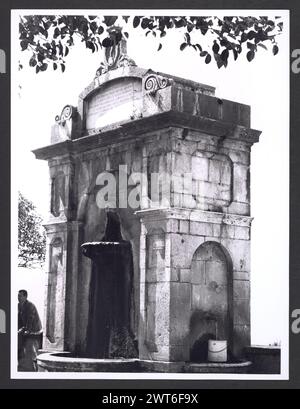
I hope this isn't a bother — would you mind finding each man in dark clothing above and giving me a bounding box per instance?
[18,290,42,371]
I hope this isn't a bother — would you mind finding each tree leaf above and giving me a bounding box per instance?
[133,16,140,28]
[104,16,118,27]
[53,62,57,70]
[247,30,256,40]
[157,43,162,51]
[212,42,220,54]
[61,63,65,73]
[273,44,279,55]
[221,49,229,62]
[54,27,60,39]
[258,43,268,51]
[29,56,37,67]
[20,39,29,51]
[247,41,256,50]
[40,62,48,71]
[102,37,113,48]
[247,50,255,62]
[180,42,188,51]
[184,32,191,44]
[90,21,98,33]
[205,54,212,64]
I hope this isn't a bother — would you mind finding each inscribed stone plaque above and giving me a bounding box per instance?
[85,78,142,130]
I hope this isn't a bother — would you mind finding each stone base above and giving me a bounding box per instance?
[244,346,281,374]
[37,353,139,372]
[37,352,252,374]
[184,361,252,374]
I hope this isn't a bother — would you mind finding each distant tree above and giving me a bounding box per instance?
[18,192,46,267]
[18,15,284,72]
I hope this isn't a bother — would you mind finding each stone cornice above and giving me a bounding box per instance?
[33,111,261,161]
[135,208,253,227]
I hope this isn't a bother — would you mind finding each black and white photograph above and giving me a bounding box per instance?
[11,9,289,380]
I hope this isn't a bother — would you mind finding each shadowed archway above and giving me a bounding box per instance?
[82,212,137,359]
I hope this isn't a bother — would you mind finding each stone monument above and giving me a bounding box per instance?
[34,37,261,372]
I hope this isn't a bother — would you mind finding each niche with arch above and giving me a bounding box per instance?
[189,241,233,362]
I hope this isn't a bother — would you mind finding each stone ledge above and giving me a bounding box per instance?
[37,352,252,374]
[244,346,281,374]
[136,208,252,228]
[33,111,261,161]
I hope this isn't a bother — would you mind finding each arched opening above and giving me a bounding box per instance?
[189,241,233,362]
[81,212,137,359]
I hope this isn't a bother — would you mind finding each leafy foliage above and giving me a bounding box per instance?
[18,192,46,267]
[19,15,284,72]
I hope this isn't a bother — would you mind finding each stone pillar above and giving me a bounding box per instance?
[136,210,172,361]
[42,155,82,352]
[43,221,83,352]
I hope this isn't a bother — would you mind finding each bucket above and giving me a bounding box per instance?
[208,340,228,363]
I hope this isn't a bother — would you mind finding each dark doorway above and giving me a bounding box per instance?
[82,212,137,359]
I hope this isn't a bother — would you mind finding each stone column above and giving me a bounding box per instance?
[136,209,172,361]
[42,155,82,352]
[43,221,83,352]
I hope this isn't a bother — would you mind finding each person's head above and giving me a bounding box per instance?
[18,290,28,304]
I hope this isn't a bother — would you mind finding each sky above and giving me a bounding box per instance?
[11,10,289,352]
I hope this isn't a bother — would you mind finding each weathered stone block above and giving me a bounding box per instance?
[221,238,250,272]
[233,270,250,281]
[190,221,213,236]
[234,226,250,240]
[169,345,190,362]
[170,282,191,344]
[233,299,250,325]
[206,261,228,285]
[192,155,209,181]
[228,201,250,216]
[180,268,191,283]
[233,279,250,300]
[174,152,192,174]
[233,164,249,203]
[233,324,251,358]
[166,219,179,233]
[220,224,236,239]
[170,267,180,282]
[171,234,204,268]
[208,161,221,183]
[179,220,189,234]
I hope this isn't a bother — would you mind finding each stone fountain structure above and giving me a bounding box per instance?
[34,38,260,372]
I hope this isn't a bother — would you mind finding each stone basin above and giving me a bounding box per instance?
[37,352,252,373]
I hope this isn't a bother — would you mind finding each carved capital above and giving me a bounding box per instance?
[144,74,171,95]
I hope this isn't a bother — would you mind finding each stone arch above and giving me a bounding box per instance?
[189,241,233,362]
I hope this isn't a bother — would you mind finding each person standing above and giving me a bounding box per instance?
[18,290,42,371]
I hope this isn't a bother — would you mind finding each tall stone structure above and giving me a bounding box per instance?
[34,40,261,365]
